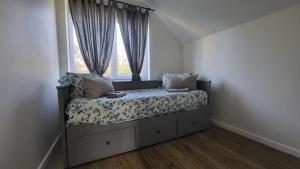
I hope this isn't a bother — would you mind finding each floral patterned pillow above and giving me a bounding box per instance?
[58,72,100,98]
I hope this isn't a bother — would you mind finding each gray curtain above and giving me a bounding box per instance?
[69,0,115,76]
[116,5,149,81]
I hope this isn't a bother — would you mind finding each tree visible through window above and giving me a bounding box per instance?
[69,20,149,80]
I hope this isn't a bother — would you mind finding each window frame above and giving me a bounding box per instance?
[66,9,150,81]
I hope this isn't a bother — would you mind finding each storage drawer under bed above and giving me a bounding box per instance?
[65,108,209,167]
[177,107,209,136]
[135,116,177,147]
[67,126,136,167]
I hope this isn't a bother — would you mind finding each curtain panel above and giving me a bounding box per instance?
[69,0,115,76]
[116,5,149,81]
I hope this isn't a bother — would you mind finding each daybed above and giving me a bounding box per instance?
[57,80,211,168]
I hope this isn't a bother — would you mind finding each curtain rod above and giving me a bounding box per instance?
[116,0,155,11]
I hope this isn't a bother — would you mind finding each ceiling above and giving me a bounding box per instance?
[143,0,300,43]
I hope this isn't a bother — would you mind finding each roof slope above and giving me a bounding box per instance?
[146,0,300,43]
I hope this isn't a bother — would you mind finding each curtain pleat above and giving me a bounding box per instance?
[69,0,115,76]
[116,5,149,81]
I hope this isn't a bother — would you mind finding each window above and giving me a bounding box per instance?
[68,15,149,80]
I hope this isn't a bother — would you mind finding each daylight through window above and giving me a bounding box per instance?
[68,18,149,80]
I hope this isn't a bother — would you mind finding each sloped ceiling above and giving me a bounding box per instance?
[145,0,300,43]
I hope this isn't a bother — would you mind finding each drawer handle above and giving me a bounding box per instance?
[106,141,110,145]
[193,121,197,125]
[156,130,161,134]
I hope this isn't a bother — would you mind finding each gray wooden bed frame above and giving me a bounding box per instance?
[57,80,211,168]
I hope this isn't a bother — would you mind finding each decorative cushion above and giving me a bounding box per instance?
[106,91,127,98]
[83,77,114,99]
[167,88,190,92]
[58,72,100,98]
[161,73,192,88]
[165,74,198,90]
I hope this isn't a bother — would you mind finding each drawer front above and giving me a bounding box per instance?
[69,127,135,166]
[178,108,209,136]
[136,117,177,147]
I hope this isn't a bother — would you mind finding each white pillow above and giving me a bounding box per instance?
[164,74,198,90]
[161,73,192,88]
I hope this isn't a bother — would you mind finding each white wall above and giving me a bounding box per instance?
[149,13,182,80]
[0,0,60,169]
[183,4,300,157]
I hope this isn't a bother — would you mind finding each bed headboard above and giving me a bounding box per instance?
[112,80,211,92]
[56,80,211,124]
[113,80,162,91]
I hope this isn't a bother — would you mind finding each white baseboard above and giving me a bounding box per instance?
[37,133,61,169]
[211,119,300,158]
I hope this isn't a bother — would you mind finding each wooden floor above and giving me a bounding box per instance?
[48,126,300,169]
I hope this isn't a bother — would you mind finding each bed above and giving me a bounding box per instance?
[57,80,211,168]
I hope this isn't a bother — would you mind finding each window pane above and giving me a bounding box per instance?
[116,23,131,77]
[73,29,89,73]
[103,64,112,76]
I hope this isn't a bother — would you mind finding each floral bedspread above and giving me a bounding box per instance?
[66,89,208,125]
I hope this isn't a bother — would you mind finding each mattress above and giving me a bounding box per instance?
[66,89,208,125]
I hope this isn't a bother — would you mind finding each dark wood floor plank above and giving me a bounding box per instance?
[207,127,300,169]
[183,134,265,169]
[169,138,227,169]
[64,126,300,169]
[158,140,215,169]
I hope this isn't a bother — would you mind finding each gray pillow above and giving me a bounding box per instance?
[161,73,192,88]
[165,74,198,90]
[83,77,114,99]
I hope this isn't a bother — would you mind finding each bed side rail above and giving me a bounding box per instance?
[197,80,211,92]
[56,85,71,168]
[197,80,211,104]
[57,85,71,123]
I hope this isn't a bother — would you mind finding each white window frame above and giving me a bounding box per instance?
[66,8,150,81]
[67,7,78,73]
